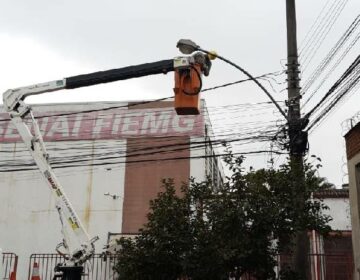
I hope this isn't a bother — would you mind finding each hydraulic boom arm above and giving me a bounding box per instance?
[3,53,211,276]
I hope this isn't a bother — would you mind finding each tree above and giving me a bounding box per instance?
[114,153,332,280]
[114,179,195,280]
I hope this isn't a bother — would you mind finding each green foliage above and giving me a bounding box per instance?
[114,154,332,280]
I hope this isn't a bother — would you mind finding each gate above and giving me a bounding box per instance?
[28,254,118,280]
[1,253,18,280]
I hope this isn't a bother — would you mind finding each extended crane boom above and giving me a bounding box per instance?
[4,59,177,112]
[3,52,211,279]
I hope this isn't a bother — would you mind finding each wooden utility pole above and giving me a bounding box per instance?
[286,0,309,278]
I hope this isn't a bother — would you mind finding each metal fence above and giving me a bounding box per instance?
[320,254,353,280]
[1,253,18,280]
[277,253,353,280]
[28,254,118,280]
[26,252,354,280]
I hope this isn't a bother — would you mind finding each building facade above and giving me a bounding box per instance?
[345,118,360,280]
[276,188,353,280]
[0,100,223,278]
[310,189,353,280]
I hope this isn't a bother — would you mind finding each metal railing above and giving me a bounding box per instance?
[1,253,18,280]
[27,252,354,280]
[28,254,118,280]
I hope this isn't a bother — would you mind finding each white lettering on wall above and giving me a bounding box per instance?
[93,115,113,136]
[122,113,141,135]
[172,115,195,132]
[72,114,83,137]
[47,116,70,137]
[112,115,122,134]
[141,112,170,134]
[0,107,204,142]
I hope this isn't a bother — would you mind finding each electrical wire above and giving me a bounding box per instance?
[0,149,286,173]
[300,0,349,73]
[302,31,360,110]
[299,0,333,52]
[0,72,282,123]
[301,14,360,99]
[305,54,360,119]
[307,69,360,132]
[197,48,287,120]
[0,64,287,179]
[0,127,278,165]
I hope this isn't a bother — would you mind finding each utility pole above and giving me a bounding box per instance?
[286,0,309,278]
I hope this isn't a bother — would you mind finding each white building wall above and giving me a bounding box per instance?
[190,136,206,181]
[323,197,352,231]
[0,139,126,278]
[0,101,212,278]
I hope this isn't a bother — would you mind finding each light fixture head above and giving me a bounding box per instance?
[176,39,199,54]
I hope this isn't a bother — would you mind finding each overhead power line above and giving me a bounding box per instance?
[306,55,360,131]
[0,149,285,173]
[305,54,360,119]
[299,0,333,52]
[302,14,360,97]
[307,70,360,132]
[0,72,281,123]
[300,0,349,73]
[302,30,360,109]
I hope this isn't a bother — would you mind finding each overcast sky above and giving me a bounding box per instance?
[0,0,359,187]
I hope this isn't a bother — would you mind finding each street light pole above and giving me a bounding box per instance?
[177,27,310,275]
[286,0,309,278]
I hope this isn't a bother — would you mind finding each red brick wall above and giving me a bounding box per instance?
[323,235,354,280]
[122,101,191,233]
[345,123,360,160]
[122,136,190,233]
[324,234,353,253]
